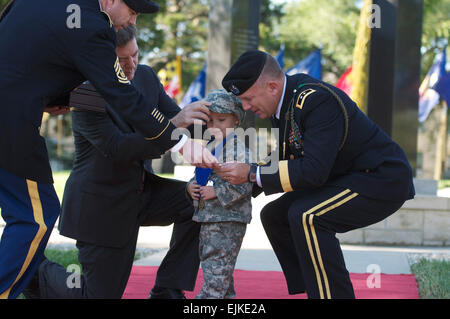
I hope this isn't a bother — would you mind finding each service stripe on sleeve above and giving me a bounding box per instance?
[278,160,293,192]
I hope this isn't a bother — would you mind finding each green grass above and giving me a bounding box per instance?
[16,248,146,298]
[438,179,450,189]
[410,258,450,299]
[44,248,149,271]
[51,170,174,202]
[45,248,80,269]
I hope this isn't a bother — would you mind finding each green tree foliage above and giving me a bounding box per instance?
[274,0,360,82]
[0,0,8,9]
[143,0,283,95]
[1,0,447,84]
[274,0,449,81]
[140,0,210,95]
[259,0,285,53]
[421,0,450,78]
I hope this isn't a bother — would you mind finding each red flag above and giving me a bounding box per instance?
[157,56,182,99]
[336,66,353,96]
[164,74,180,98]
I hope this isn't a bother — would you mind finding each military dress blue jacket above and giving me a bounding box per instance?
[0,0,178,183]
[59,65,181,248]
[260,74,415,202]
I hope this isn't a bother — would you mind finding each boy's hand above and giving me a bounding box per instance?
[199,186,217,201]
[187,181,201,200]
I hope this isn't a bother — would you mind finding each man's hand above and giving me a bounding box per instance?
[214,162,250,185]
[171,100,211,128]
[44,106,70,116]
[179,138,218,168]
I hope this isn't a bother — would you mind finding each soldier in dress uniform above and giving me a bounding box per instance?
[186,90,253,299]
[0,0,215,299]
[23,26,207,300]
[216,50,415,299]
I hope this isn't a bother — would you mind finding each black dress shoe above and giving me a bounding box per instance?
[22,256,49,299]
[148,286,186,299]
[22,270,41,299]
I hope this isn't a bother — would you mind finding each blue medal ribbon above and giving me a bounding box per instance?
[194,134,233,186]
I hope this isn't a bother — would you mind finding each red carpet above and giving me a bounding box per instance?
[122,266,420,299]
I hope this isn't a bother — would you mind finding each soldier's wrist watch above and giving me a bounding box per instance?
[247,164,258,183]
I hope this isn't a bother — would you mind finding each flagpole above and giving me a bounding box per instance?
[350,0,373,114]
[176,55,182,94]
[443,100,449,178]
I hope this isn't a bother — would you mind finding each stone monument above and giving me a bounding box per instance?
[367,0,423,175]
[338,0,450,246]
[206,0,261,129]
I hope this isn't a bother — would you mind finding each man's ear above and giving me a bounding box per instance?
[266,80,279,96]
[104,0,115,9]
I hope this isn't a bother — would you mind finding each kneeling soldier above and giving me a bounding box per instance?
[216,50,415,299]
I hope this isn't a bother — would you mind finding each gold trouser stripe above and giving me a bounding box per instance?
[301,189,359,299]
[278,160,293,192]
[309,214,331,299]
[145,121,171,141]
[315,192,359,216]
[0,180,47,299]
[304,189,351,215]
[302,213,324,298]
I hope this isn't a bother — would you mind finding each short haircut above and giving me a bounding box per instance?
[260,54,283,81]
[116,25,137,48]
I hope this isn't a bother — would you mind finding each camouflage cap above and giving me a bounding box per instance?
[206,89,245,123]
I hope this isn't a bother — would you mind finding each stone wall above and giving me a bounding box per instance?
[171,167,449,247]
[337,195,450,246]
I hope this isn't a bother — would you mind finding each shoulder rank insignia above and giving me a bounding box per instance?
[114,57,130,84]
[295,88,316,110]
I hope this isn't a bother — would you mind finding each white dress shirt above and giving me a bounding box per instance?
[256,75,287,187]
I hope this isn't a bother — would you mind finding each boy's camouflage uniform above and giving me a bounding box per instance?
[190,90,253,299]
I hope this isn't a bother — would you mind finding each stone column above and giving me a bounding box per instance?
[367,0,423,174]
[417,103,447,180]
[367,0,397,137]
[391,0,423,174]
[206,0,261,129]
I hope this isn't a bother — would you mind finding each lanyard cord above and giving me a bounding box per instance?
[284,82,349,154]
[0,0,15,22]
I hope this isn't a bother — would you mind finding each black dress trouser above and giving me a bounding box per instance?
[38,178,200,299]
[260,185,405,299]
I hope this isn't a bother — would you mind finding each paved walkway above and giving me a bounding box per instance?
[36,192,450,275]
[133,239,450,274]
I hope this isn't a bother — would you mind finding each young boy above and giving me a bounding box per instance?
[186,89,253,299]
